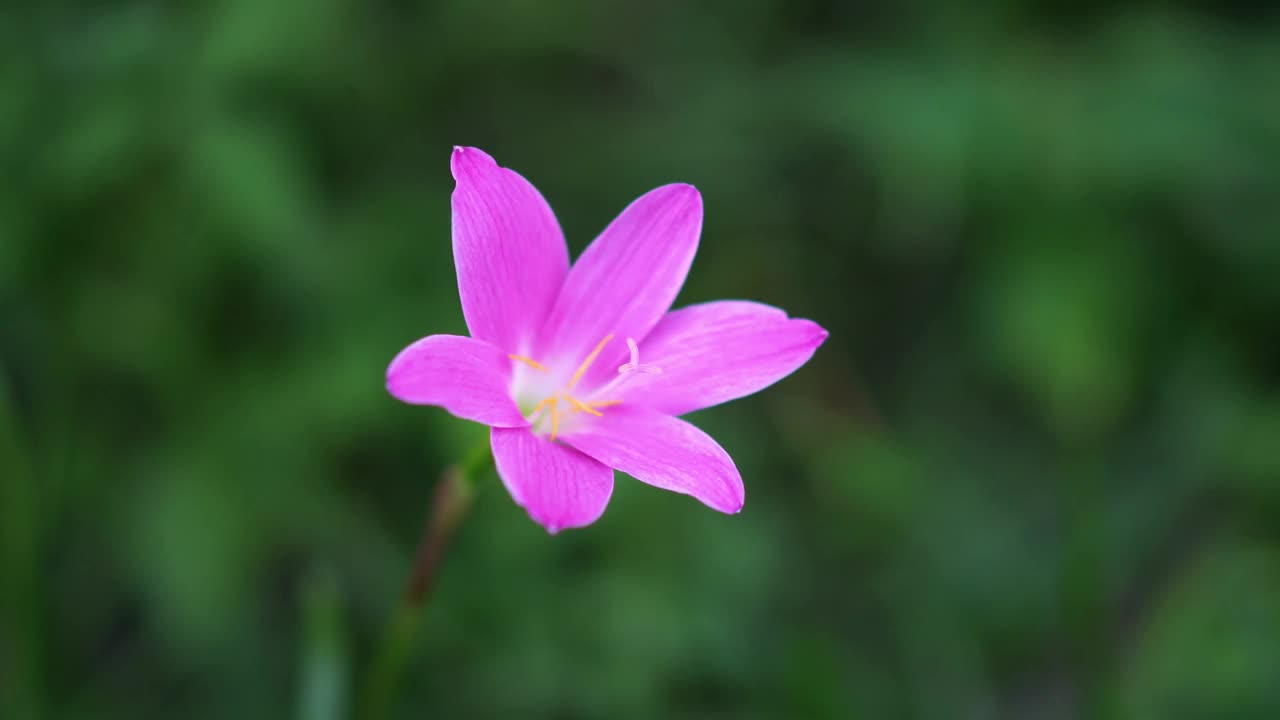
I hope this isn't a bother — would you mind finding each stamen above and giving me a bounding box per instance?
[509,354,549,372]
[527,397,551,422]
[516,336,633,438]
[566,334,614,390]
[561,393,603,417]
[549,397,561,440]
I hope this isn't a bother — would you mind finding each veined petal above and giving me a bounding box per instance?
[536,184,701,371]
[491,427,614,533]
[562,406,743,514]
[451,146,569,353]
[386,334,527,427]
[619,301,828,416]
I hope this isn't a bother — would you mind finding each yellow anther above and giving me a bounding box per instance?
[566,335,614,390]
[509,354,549,372]
[561,393,603,417]
[588,400,622,410]
[549,397,561,441]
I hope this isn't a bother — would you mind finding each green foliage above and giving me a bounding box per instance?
[2,1,1278,718]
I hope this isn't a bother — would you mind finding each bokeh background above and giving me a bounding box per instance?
[3,1,1279,718]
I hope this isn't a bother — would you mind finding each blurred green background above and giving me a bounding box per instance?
[3,1,1279,718]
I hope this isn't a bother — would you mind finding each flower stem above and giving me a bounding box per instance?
[358,445,489,720]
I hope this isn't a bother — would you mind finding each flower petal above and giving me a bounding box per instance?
[451,146,569,354]
[618,301,828,416]
[386,334,527,427]
[535,184,701,373]
[562,405,743,514]
[491,427,614,533]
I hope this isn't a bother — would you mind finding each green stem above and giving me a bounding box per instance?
[357,446,489,720]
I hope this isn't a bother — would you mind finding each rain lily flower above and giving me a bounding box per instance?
[386,147,827,532]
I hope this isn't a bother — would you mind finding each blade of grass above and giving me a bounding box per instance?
[297,568,348,720]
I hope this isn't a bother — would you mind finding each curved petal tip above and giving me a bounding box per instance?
[450,145,497,180]
[805,321,830,346]
[658,182,702,211]
[716,487,746,515]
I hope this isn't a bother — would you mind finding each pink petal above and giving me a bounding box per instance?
[535,184,701,373]
[491,427,614,533]
[386,334,527,427]
[451,146,569,354]
[561,405,744,514]
[619,301,828,416]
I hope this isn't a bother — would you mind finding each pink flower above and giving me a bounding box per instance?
[386,147,828,533]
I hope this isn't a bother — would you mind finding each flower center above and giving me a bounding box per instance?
[508,335,658,440]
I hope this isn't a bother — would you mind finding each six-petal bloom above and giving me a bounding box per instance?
[386,147,827,532]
